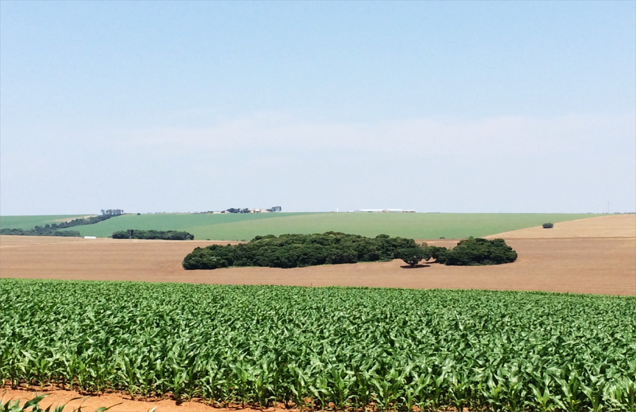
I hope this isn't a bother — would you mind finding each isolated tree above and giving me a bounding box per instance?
[398,247,431,267]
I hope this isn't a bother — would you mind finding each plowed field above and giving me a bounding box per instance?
[1,214,634,295]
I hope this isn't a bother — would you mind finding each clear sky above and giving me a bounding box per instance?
[1,1,634,215]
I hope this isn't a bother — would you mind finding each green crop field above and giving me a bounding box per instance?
[48,212,598,240]
[0,214,93,230]
[60,212,307,239]
[2,279,634,411]
[0,212,602,240]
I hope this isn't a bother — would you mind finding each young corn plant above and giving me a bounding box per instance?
[0,393,125,412]
[555,369,586,412]
[581,376,605,412]
[371,369,403,411]
[529,375,556,412]
[447,370,472,412]
[607,377,636,412]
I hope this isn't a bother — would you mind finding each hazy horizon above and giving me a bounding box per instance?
[2,2,634,215]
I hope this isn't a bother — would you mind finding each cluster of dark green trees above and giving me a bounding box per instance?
[225,206,281,213]
[399,238,517,267]
[183,232,417,269]
[113,230,194,240]
[183,233,518,270]
[0,212,124,237]
[42,213,119,231]
[100,209,124,216]
[225,208,251,214]
[0,228,80,237]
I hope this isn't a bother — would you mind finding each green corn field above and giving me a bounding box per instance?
[1,279,634,411]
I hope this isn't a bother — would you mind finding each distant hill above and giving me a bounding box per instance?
[0,215,94,230]
[0,212,602,241]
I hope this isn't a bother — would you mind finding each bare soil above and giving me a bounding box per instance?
[1,215,634,295]
[1,387,275,412]
[484,214,636,239]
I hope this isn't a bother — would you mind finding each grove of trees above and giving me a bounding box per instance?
[113,230,194,240]
[101,209,124,216]
[183,232,417,269]
[0,228,80,237]
[225,206,281,213]
[433,237,517,266]
[184,233,517,270]
[226,208,250,214]
[399,238,517,266]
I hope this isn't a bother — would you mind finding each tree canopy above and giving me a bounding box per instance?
[113,230,194,240]
[434,237,517,266]
[183,232,417,270]
[183,233,517,270]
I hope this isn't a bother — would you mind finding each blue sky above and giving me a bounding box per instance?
[1,1,634,214]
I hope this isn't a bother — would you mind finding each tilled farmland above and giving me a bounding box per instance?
[2,279,635,411]
[1,234,634,296]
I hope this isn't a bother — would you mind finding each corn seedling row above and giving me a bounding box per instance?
[1,279,634,411]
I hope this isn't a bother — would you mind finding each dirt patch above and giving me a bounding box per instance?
[1,215,634,295]
[1,387,278,412]
[485,214,635,239]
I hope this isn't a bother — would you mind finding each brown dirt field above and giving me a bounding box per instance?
[1,215,634,295]
[485,214,636,239]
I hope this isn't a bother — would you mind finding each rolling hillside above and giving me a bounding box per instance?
[20,212,605,240]
[0,215,93,230]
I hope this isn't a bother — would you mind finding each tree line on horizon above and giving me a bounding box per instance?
[0,209,124,237]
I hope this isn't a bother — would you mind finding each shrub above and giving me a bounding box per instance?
[543,223,554,229]
[443,237,517,266]
[183,232,418,270]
